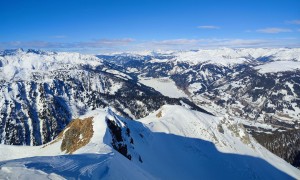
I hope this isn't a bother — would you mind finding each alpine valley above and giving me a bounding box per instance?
[0,48,300,179]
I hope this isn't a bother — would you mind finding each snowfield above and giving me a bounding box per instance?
[1,106,299,179]
[139,77,188,98]
[255,61,300,73]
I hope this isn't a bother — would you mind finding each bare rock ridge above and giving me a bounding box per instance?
[59,117,94,154]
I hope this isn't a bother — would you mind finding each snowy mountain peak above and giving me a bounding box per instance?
[0,48,24,56]
[26,49,55,55]
[0,49,102,81]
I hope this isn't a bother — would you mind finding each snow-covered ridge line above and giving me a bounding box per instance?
[1,106,300,179]
[99,48,300,70]
[172,48,300,66]
[0,48,102,81]
[105,47,300,60]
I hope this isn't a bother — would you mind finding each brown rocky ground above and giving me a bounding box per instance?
[55,117,94,154]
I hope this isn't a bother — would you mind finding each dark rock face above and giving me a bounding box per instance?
[105,108,142,161]
[106,116,132,160]
[252,130,300,168]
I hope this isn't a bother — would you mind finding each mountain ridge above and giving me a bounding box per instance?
[1,105,299,179]
[0,49,209,145]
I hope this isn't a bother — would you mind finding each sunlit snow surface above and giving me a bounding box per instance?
[255,61,300,73]
[0,109,152,180]
[139,77,188,98]
[1,106,300,179]
[0,50,101,81]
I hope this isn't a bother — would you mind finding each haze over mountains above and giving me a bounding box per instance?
[0,48,299,179]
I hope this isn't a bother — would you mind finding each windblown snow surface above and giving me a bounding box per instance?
[0,105,299,179]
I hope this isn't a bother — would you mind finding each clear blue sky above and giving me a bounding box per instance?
[1,0,300,52]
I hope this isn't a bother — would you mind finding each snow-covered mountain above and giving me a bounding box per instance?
[1,48,300,179]
[1,106,299,179]
[0,49,206,146]
[100,48,300,127]
[99,47,300,168]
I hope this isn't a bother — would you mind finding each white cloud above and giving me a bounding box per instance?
[257,28,292,34]
[197,25,220,29]
[152,39,199,45]
[210,39,269,47]
[0,38,135,49]
[0,41,64,48]
[1,38,299,53]
[287,20,300,25]
[51,35,67,39]
[137,38,300,51]
[78,38,135,47]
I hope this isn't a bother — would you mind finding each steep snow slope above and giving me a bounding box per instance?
[1,106,299,179]
[136,106,300,179]
[0,109,153,179]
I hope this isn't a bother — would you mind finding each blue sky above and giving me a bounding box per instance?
[1,0,300,53]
